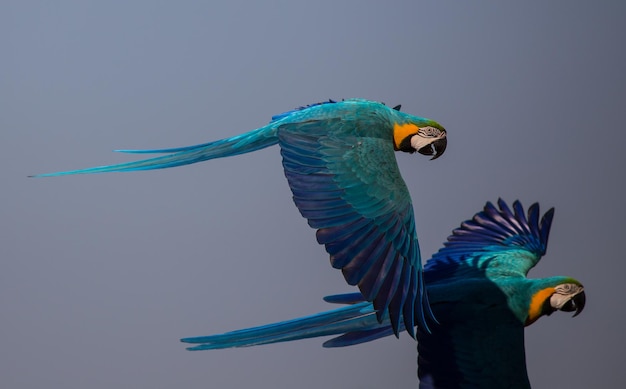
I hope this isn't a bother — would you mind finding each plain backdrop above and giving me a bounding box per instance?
[2,1,625,388]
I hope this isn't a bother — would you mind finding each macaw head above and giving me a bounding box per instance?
[392,118,447,159]
[525,278,586,326]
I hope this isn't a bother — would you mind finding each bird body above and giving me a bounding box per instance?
[182,200,585,388]
[33,98,447,336]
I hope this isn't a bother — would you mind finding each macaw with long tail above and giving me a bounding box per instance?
[181,199,585,388]
[32,99,448,335]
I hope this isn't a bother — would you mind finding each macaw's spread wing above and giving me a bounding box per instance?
[425,199,554,281]
[278,118,431,336]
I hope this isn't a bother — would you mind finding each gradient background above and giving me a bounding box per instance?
[3,2,625,388]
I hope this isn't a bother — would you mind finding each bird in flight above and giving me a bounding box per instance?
[181,199,585,388]
[32,98,448,336]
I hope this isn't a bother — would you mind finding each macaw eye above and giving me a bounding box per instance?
[418,126,442,138]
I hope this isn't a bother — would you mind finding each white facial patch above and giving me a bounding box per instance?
[410,126,445,150]
[550,284,584,309]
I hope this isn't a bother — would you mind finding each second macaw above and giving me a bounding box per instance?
[32,99,448,335]
[181,199,585,388]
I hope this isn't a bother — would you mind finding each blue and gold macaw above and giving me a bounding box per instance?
[181,200,585,388]
[33,99,448,335]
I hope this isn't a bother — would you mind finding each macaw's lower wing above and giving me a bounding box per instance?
[180,297,399,350]
[277,119,432,336]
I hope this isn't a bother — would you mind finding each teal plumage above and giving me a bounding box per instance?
[416,200,584,388]
[183,200,585,388]
[32,98,448,336]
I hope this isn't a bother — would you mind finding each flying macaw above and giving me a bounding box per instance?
[32,98,448,335]
[181,199,585,388]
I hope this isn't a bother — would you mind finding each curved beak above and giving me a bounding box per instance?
[418,137,447,160]
[559,290,586,317]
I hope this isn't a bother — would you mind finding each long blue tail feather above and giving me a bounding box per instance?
[30,126,278,177]
[113,141,220,154]
[181,301,390,350]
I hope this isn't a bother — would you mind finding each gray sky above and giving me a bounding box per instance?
[2,1,625,388]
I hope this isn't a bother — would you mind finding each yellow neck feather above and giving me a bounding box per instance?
[526,287,555,326]
[393,123,419,150]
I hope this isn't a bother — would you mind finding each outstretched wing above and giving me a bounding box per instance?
[278,117,432,336]
[425,199,554,280]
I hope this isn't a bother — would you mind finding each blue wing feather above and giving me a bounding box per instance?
[425,199,554,278]
[343,237,390,284]
[363,247,398,300]
[513,200,531,234]
[323,293,364,304]
[315,218,372,245]
[278,119,431,334]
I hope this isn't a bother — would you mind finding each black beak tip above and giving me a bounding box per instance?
[572,291,586,317]
[429,137,447,160]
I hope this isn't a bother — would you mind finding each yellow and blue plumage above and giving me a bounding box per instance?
[32,98,448,336]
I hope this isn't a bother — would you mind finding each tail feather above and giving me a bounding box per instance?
[113,142,219,154]
[30,126,278,177]
[181,299,399,351]
[322,325,400,348]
